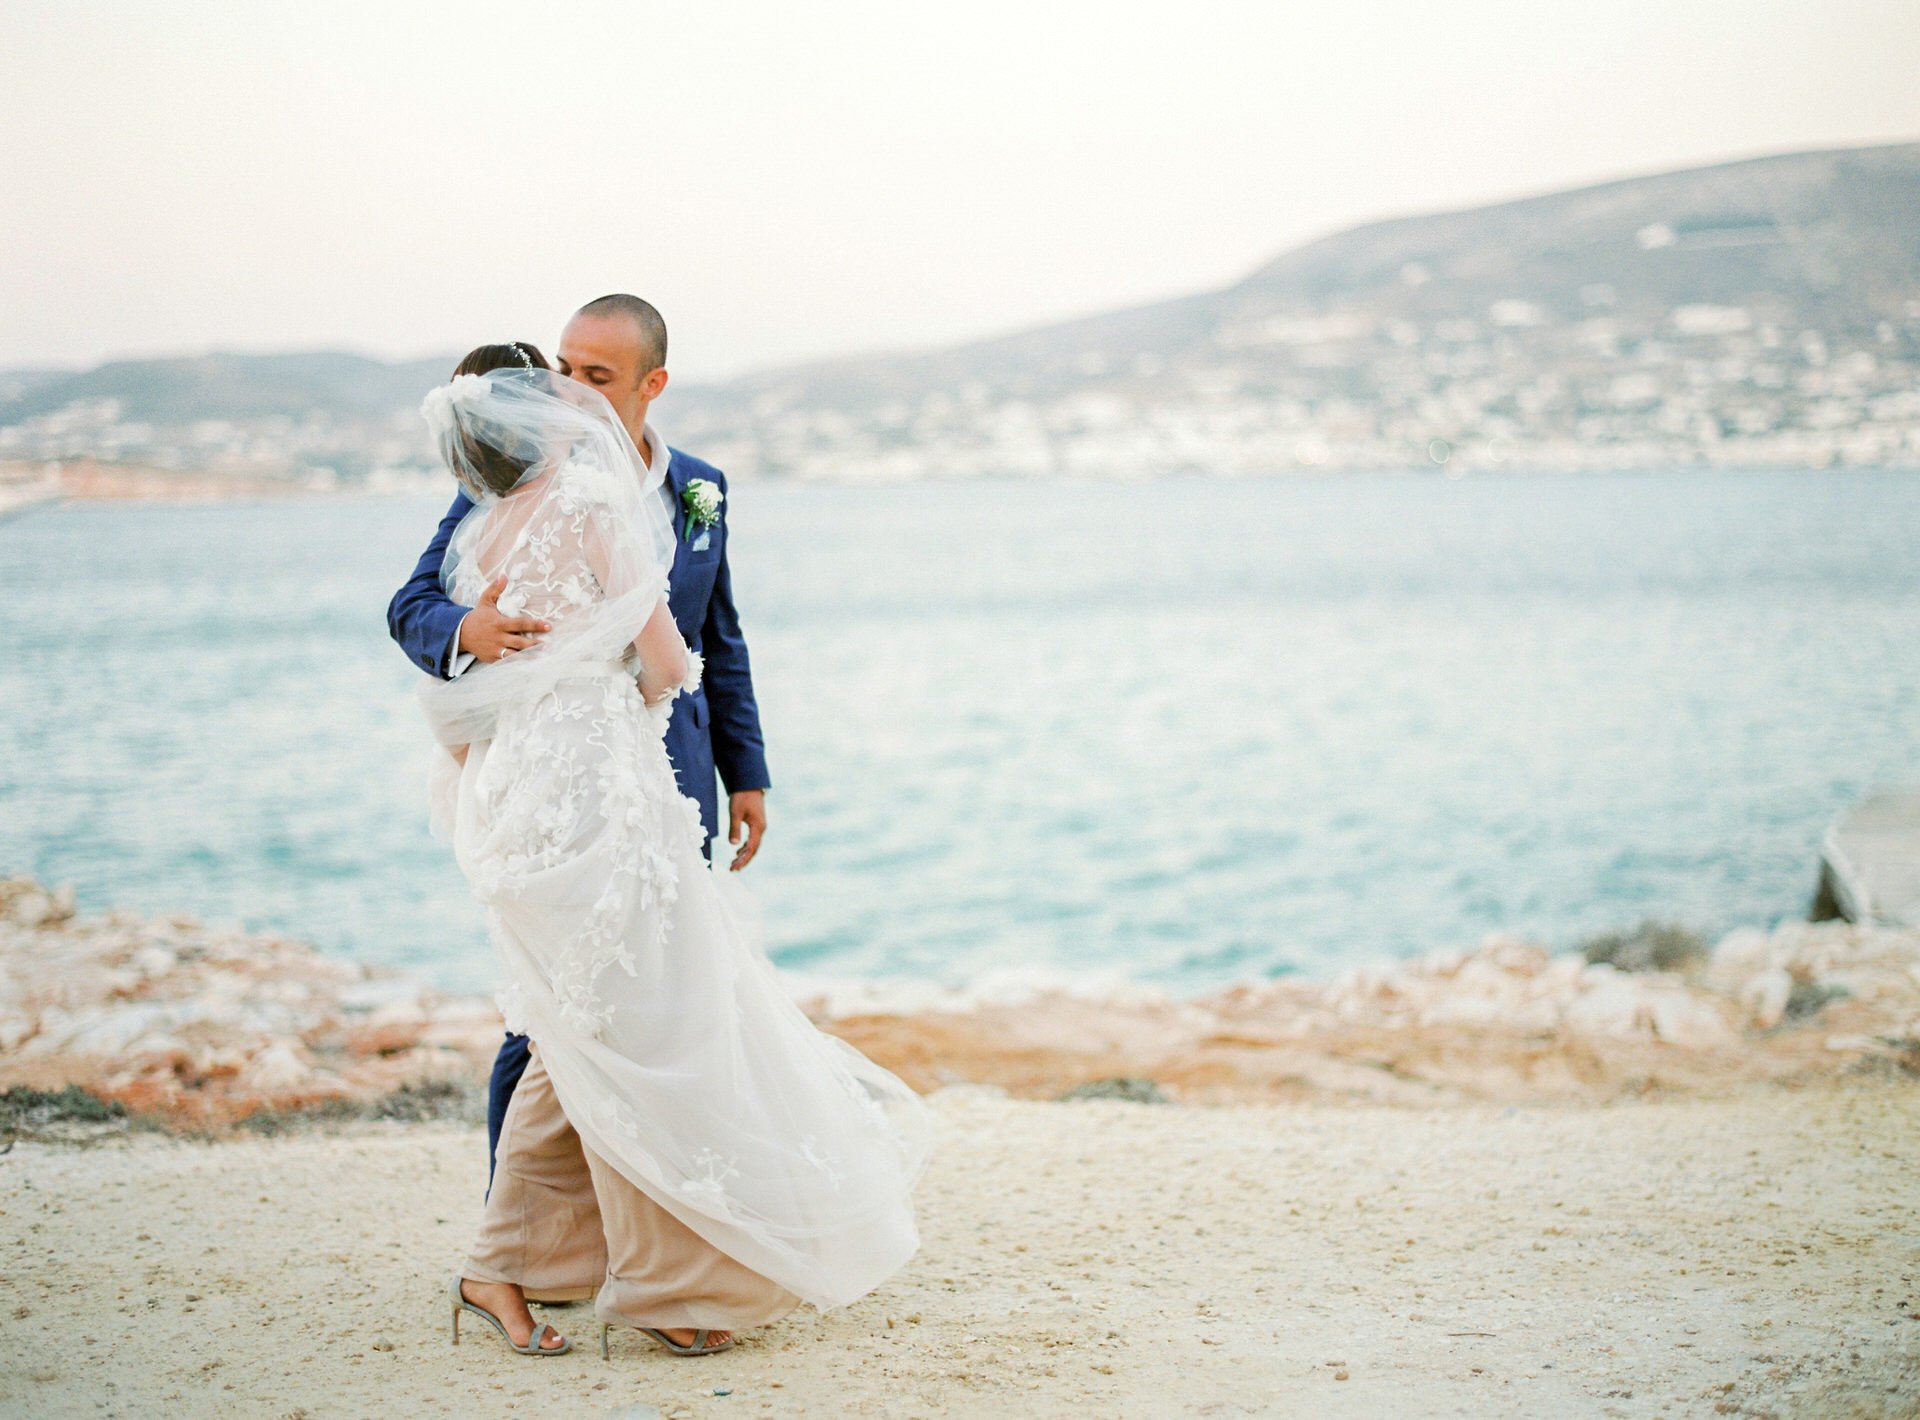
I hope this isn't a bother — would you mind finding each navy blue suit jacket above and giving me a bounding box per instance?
[385,449,769,849]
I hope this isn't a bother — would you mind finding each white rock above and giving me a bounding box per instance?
[1563,979,1651,1039]
[1508,999,1568,1033]
[191,1045,250,1075]
[1648,992,1738,1049]
[1480,938,1549,975]
[366,998,429,1028]
[1455,958,1523,995]
[423,997,501,1024]
[1539,955,1587,995]
[238,1042,312,1091]
[1417,994,1508,1029]
[259,979,315,1007]
[34,1002,182,1056]
[130,945,178,978]
[1824,1034,1881,1053]
[123,1031,189,1062]
[8,891,56,927]
[1741,968,1794,1030]
[1711,927,1774,977]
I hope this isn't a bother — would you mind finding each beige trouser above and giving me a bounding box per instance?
[463,1043,803,1330]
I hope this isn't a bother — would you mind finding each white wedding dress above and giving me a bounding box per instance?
[415,369,930,1312]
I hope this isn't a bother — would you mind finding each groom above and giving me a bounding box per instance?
[387,292,772,1185]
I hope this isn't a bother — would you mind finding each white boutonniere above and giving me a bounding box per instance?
[681,478,723,542]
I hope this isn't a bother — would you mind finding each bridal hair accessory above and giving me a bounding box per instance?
[419,373,491,440]
[507,343,535,370]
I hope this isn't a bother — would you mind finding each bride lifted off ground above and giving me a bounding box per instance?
[412,342,932,1361]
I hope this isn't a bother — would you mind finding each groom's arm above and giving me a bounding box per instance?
[701,473,771,800]
[386,492,477,678]
[704,546,771,793]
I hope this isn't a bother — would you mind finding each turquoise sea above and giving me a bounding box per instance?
[3,470,1916,996]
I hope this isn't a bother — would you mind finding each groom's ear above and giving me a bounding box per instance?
[641,366,670,400]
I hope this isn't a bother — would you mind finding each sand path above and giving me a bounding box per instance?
[2,1084,1915,1419]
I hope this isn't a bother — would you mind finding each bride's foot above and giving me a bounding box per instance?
[659,1327,730,1348]
[459,1278,569,1351]
[598,1318,738,1359]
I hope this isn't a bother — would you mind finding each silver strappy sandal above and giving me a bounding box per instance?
[449,1275,573,1356]
[600,1321,737,1359]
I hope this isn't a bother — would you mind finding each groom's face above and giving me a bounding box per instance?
[556,313,668,444]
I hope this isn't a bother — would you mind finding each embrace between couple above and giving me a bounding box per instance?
[385,294,931,1361]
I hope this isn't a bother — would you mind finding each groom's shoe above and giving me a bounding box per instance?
[524,1284,596,1304]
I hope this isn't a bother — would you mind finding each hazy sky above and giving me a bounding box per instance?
[4,0,1916,382]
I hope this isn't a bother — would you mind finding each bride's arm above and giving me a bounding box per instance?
[581,505,691,705]
[633,598,690,706]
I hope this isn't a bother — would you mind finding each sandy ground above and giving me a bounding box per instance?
[2,1083,1916,1420]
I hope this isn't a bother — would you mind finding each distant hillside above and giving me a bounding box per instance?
[0,368,67,407]
[665,141,1920,473]
[5,141,1918,481]
[0,352,457,485]
[1237,143,1919,322]
[0,351,451,426]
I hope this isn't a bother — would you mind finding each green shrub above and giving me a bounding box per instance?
[1579,920,1710,974]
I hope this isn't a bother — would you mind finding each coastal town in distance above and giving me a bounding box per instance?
[2,141,1916,509]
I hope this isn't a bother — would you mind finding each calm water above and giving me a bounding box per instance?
[3,471,1916,996]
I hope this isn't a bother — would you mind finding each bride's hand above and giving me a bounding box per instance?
[450,744,470,766]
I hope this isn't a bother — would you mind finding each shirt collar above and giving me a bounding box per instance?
[637,421,673,483]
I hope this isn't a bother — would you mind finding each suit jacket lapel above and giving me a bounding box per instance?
[664,454,688,543]
[662,453,694,632]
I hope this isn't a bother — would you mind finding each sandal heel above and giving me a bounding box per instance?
[447,1274,572,1358]
[596,1319,736,1357]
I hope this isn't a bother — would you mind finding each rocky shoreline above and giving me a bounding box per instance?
[2,874,1915,1132]
[0,877,505,1129]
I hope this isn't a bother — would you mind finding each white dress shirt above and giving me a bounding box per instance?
[446,421,675,679]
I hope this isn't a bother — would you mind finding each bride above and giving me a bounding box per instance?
[415,344,932,1360]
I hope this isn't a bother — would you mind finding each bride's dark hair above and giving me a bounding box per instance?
[449,342,553,496]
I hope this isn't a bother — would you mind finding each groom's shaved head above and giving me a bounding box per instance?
[559,294,673,445]
[576,293,668,370]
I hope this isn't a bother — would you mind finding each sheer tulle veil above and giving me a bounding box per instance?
[414,366,677,754]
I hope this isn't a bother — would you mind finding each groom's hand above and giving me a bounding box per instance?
[460,576,551,662]
[728,790,767,871]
